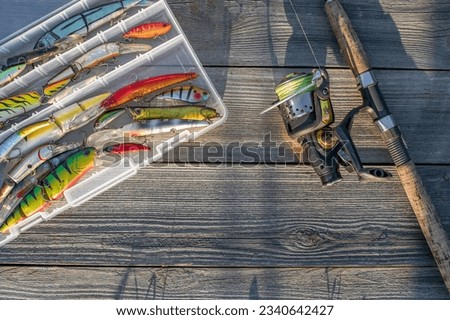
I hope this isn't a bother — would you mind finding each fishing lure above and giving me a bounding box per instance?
[94,109,126,130]
[86,119,209,148]
[8,143,81,184]
[130,106,219,121]
[6,93,110,161]
[0,35,84,89]
[123,22,172,39]
[0,120,52,162]
[0,179,15,208]
[34,0,142,49]
[0,148,97,233]
[100,72,199,110]
[6,34,84,68]
[45,43,152,91]
[0,143,80,204]
[0,91,42,125]
[103,143,150,154]
[53,93,111,132]
[47,75,98,103]
[0,64,26,87]
[0,120,53,190]
[155,86,210,104]
[43,78,72,98]
[0,147,82,224]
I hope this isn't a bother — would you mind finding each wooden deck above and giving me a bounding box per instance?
[0,0,449,299]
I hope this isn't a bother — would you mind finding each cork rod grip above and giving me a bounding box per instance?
[324,0,371,76]
[397,161,450,290]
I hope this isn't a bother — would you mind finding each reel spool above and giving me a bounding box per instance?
[273,69,334,139]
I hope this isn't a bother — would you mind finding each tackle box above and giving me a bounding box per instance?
[0,0,227,247]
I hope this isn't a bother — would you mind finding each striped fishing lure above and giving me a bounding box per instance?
[43,78,72,97]
[0,91,42,124]
[0,147,83,224]
[0,148,97,233]
[100,73,198,110]
[156,86,209,104]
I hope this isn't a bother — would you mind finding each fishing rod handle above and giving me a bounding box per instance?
[324,0,450,292]
[324,0,371,76]
[398,161,450,291]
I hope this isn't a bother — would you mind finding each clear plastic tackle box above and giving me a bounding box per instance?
[0,0,227,247]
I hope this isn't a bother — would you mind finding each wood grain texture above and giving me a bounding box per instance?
[178,67,450,165]
[0,266,448,299]
[2,1,449,70]
[169,0,450,70]
[0,164,448,268]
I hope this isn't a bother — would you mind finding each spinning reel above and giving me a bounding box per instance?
[265,68,391,186]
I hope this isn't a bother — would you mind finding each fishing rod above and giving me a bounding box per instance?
[324,0,450,291]
[263,0,450,291]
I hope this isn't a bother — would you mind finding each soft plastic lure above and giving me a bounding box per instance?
[0,91,42,125]
[86,119,209,148]
[0,64,26,87]
[100,72,198,110]
[45,43,152,90]
[156,85,209,104]
[123,22,172,39]
[0,148,97,233]
[94,109,126,130]
[130,106,219,121]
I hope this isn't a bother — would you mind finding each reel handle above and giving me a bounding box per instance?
[302,125,392,187]
[301,132,343,187]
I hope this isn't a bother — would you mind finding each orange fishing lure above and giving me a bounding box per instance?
[123,22,172,39]
[100,72,198,110]
[103,143,150,154]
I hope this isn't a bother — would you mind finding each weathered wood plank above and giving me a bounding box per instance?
[169,0,450,70]
[1,1,449,70]
[0,0,449,302]
[0,164,448,267]
[0,266,448,299]
[177,67,450,165]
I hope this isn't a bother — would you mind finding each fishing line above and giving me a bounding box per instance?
[261,1,324,115]
[288,0,322,71]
